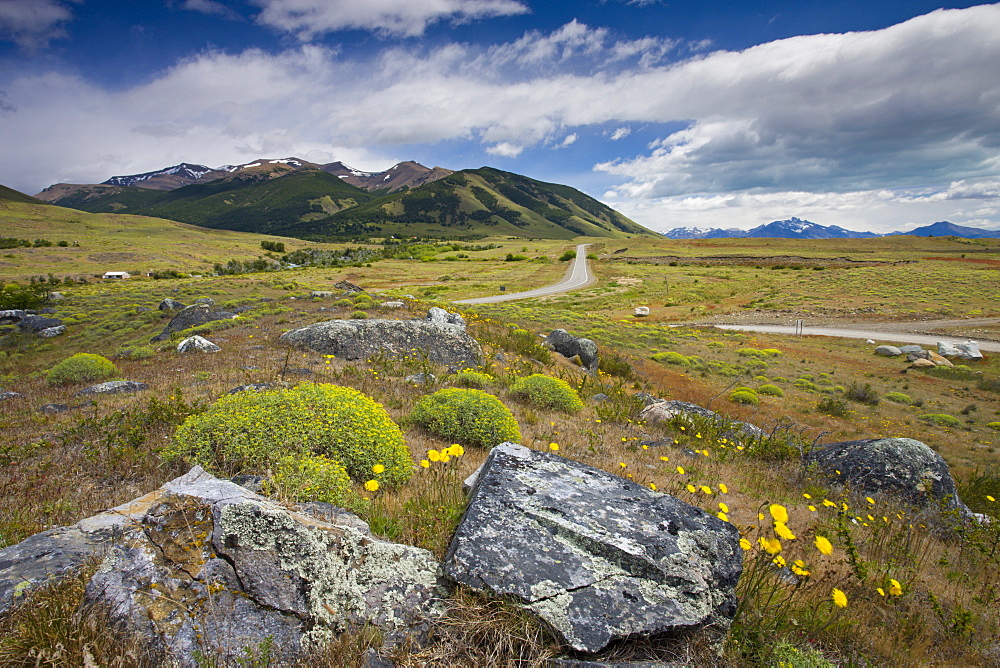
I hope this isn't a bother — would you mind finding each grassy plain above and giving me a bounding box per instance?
[1,229,999,665]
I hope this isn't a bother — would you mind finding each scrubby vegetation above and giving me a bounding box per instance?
[1,232,999,666]
[509,373,584,413]
[46,352,118,386]
[410,388,522,448]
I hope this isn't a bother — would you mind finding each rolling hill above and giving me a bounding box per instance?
[0,184,46,205]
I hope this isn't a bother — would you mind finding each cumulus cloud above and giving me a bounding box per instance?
[1,7,999,234]
[0,0,75,49]
[252,0,528,39]
[181,0,241,19]
[486,141,523,157]
[557,133,578,148]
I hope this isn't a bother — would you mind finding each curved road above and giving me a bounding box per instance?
[712,323,1000,352]
[453,243,594,304]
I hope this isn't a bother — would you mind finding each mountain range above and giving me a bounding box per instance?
[663,217,1000,239]
[30,159,652,240]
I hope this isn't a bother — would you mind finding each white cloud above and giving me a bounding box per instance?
[182,0,240,19]
[0,0,75,49]
[486,141,523,157]
[609,126,630,141]
[557,133,577,148]
[252,0,528,39]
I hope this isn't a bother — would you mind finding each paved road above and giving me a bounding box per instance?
[712,323,1000,352]
[453,243,594,304]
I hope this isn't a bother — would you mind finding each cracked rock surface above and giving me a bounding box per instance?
[0,467,447,665]
[444,443,742,654]
[280,308,482,368]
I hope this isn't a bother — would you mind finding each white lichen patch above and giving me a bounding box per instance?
[219,500,445,641]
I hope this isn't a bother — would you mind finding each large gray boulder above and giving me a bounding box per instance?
[152,304,237,342]
[544,329,599,371]
[805,438,969,514]
[875,345,902,357]
[17,314,62,334]
[445,443,742,654]
[280,309,482,368]
[939,340,983,361]
[158,298,185,310]
[0,467,447,665]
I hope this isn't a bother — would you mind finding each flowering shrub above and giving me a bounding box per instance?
[410,388,521,448]
[168,383,412,483]
[758,384,784,397]
[452,370,494,389]
[884,392,912,405]
[263,453,352,504]
[510,374,583,413]
[46,353,118,386]
[651,351,690,366]
[919,413,961,428]
[728,389,760,405]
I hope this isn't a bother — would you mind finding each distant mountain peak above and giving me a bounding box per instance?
[662,218,1000,239]
[102,163,219,189]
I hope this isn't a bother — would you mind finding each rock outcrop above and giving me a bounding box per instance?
[639,400,764,443]
[280,308,482,368]
[875,345,902,357]
[938,340,984,361]
[445,443,742,654]
[544,329,599,371]
[73,380,149,396]
[0,467,447,665]
[158,298,185,310]
[805,437,970,514]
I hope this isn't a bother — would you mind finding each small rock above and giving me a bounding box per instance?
[910,358,936,368]
[424,306,466,329]
[590,393,610,403]
[907,350,931,362]
[928,350,954,367]
[227,383,274,395]
[544,329,599,372]
[193,297,215,306]
[158,298,185,310]
[865,339,876,344]
[311,291,334,298]
[73,380,149,397]
[634,306,650,317]
[38,325,66,338]
[899,345,923,354]
[230,474,266,492]
[955,340,984,361]
[39,403,70,414]
[334,280,364,294]
[0,391,23,401]
[17,315,61,334]
[48,292,64,301]
[176,335,221,353]
[405,372,436,385]
[875,345,902,357]
[381,301,405,308]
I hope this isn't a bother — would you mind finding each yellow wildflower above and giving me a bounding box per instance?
[769,504,789,524]
[889,579,903,596]
[686,484,697,494]
[372,464,385,474]
[716,511,729,522]
[718,502,729,513]
[420,460,430,468]
[774,523,796,540]
[549,443,559,451]
[676,466,685,475]
[832,588,848,608]
[739,538,752,551]
[364,480,379,492]
[428,449,441,462]
[719,483,729,494]
[815,535,833,555]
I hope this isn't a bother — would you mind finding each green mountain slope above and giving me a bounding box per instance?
[45,170,373,234]
[280,167,656,239]
[0,184,47,205]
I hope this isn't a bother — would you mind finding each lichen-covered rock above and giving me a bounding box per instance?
[938,340,983,360]
[0,467,447,665]
[176,335,221,353]
[425,306,466,329]
[280,309,482,368]
[17,314,61,334]
[805,437,970,514]
[875,345,902,357]
[38,324,66,337]
[639,400,763,442]
[445,443,742,654]
[73,380,149,396]
[544,329,599,371]
[0,391,22,401]
[152,304,237,342]
[899,345,923,354]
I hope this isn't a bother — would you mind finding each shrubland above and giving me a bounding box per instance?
[0,233,999,665]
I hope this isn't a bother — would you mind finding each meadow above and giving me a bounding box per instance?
[1,230,999,665]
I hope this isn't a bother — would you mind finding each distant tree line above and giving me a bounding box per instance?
[1,237,77,249]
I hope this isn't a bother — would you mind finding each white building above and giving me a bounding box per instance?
[102,271,131,279]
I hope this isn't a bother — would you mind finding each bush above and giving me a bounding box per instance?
[988,422,1000,431]
[959,470,1000,516]
[410,388,521,448]
[168,383,412,483]
[113,346,156,361]
[46,353,118,386]
[333,298,353,307]
[0,282,48,310]
[559,250,577,261]
[736,347,782,358]
[884,392,913,405]
[598,351,635,379]
[651,351,690,366]
[919,413,962,428]
[350,310,368,319]
[845,382,880,406]
[794,379,819,392]
[817,397,849,417]
[506,328,552,364]
[510,374,584,413]
[452,370,494,389]
[728,389,760,405]
[758,384,784,397]
[263,454,352,505]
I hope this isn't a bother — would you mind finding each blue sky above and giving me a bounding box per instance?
[1,0,998,233]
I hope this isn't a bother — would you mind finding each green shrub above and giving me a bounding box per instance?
[452,370,494,389]
[651,351,690,366]
[333,298,353,307]
[884,392,913,405]
[559,250,577,261]
[352,293,374,305]
[728,389,760,405]
[168,383,411,483]
[410,388,521,448]
[978,377,1000,394]
[845,382,880,406]
[598,351,635,379]
[987,422,1000,431]
[919,413,962,428]
[114,346,156,361]
[510,374,584,413]
[350,310,368,319]
[758,384,784,397]
[794,379,819,392]
[506,328,552,363]
[263,454,352,505]
[46,353,118,386]
[0,282,48,310]
[736,347,782,358]
[817,397,849,417]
